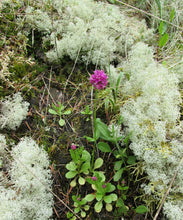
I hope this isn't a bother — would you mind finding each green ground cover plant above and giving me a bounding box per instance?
[0,0,183,219]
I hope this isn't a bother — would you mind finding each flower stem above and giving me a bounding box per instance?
[91,89,97,171]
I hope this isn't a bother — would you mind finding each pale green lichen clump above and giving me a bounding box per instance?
[23,0,154,67]
[0,93,29,130]
[119,42,183,219]
[0,137,53,220]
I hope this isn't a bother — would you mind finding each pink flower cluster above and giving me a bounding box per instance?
[71,144,77,150]
[90,70,108,90]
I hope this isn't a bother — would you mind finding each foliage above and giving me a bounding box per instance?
[85,173,117,213]
[65,146,91,187]
[49,102,71,126]
[81,105,93,121]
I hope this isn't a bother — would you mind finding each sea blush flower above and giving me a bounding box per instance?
[102,184,106,188]
[91,176,97,181]
[71,144,77,150]
[90,70,108,90]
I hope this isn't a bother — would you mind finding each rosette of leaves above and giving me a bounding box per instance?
[81,105,93,121]
[85,173,118,213]
[48,102,71,126]
[72,195,89,218]
[65,146,91,187]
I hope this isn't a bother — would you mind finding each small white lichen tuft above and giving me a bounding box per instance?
[0,92,29,130]
[0,137,53,220]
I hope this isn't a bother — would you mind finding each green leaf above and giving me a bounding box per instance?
[72,195,78,202]
[94,158,103,170]
[127,156,136,165]
[96,193,103,201]
[66,161,77,171]
[107,183,116,192]
[59,118,65,126]
[135,205,148,214]
[94,201,103,213]
[170,9,175,22]
[70,179,77,187]
[81,150,91,161]
[110,193,117,201]
[159,21,167,36]
[78,176,85,185]
[63,109,71,115]
[48,109,58,115]
[81,211,86,218]
[159,33,168,48]
[95,118,113,141]
[74,207,80,213]
[80,199,87,206]
[113,168,124,182]
[93,171,106,182]
[80,162,90,173]
[97,142,112,153]
[104,195,112,203]
[84,194,95,202]
[106,203,113,212]
[84,205,90,211]
[65,171,77,179]
[114,160,123,170]
[116,198,124,207]
[67,211,73,218]
[84,135,95,142]
[117,185,129,191]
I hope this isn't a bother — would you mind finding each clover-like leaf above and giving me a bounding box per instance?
[94,158,103,170]
[94,201,103,213]
[110,193,117,201]
[106,203,113,212]
[82,150,91,161]
[84,205,90,211]
[65,171,77,179]
[104,195,112,204]
[80,162,90,174]
[66,161,77,171]
[78,176,85,185]
[70,179,77,187]
[59,118,65,126]
[74,207,80,213]
[84,194,95,202]
[81,211,86,218]
[96,193,103,201]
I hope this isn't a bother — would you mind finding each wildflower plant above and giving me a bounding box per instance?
[65,145,91,187]
[48,102,71,126]
[85,173,117,213]
[81,105,93,121]
[65,145,105,187]
[90,70,108,90]
[71,195,89,218]
[89,70,108,170]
